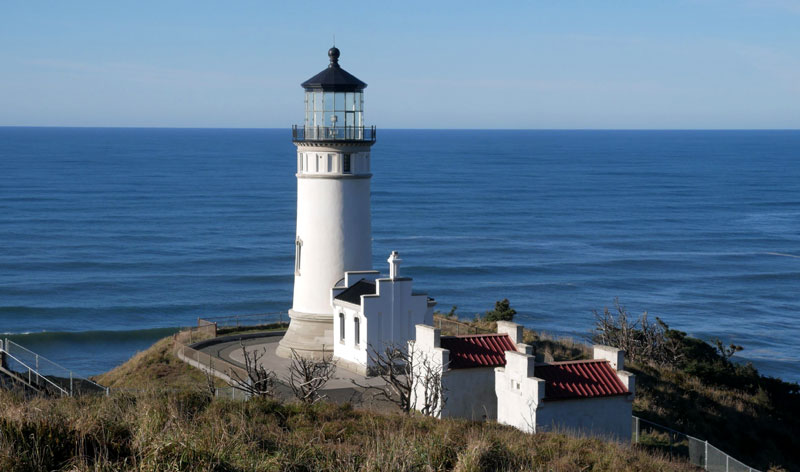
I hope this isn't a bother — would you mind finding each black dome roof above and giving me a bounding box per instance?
[301,48,367,92]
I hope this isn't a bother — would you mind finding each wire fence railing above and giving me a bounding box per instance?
[632,416,760,472]
[433,316,494,336]
[0,338,108,396]
[197,312,288,336]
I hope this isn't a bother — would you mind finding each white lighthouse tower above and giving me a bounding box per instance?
[276,47,377,359]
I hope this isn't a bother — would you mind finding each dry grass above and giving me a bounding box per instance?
[0,389,695,472]
[35,318,798,471]
[92,336,211,390]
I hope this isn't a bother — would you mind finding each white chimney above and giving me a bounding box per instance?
[388,251,402,279]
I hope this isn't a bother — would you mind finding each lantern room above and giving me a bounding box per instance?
[293,47,376,142]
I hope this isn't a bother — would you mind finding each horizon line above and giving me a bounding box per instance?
[2,125,800,132]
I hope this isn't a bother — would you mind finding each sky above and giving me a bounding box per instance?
[1,1,799,129]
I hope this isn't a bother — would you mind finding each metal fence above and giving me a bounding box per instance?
[632,416,760,472]
[1,338,108,396]
[174,322,217,345]
[434,316,493,336]
[198,312,288,335]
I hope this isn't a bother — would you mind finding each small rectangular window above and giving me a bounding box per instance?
[354,317,360,345]
[339,313,345,341]
[343,154,351,174]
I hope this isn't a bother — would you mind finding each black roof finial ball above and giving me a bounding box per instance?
[328,47,340,67]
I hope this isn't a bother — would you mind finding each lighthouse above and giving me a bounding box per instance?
[276,47,377,359]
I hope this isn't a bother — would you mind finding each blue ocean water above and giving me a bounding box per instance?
[1,128,798,382]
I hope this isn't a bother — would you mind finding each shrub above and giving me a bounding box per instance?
[483,299,516,322]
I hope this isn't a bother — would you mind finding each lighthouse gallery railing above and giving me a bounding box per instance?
[292,125,376,143]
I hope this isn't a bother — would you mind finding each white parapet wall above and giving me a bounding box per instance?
[410,324,449,417]
[495,351,545,433]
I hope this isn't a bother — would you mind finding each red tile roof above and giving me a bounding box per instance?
[440,334,517,369]
[535,359,629,401]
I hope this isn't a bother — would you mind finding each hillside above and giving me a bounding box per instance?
[2,313,796,471]
[0,388,693,471]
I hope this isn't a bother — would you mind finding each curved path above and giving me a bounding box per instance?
[194,332,392,408]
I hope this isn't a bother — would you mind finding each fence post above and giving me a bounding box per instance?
[635,417,639,443]
[70,372,73,396]
[705,441,708,470]
[726,455,729,472]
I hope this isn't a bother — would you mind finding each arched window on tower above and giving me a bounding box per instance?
[339,313,345,341]
[354,317,360,345]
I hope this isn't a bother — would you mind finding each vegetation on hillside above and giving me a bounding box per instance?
[592,301,800,472]
[438,299,799,471]
[92,336,220,390]
[3,300,796,470]
[0,389,693,472]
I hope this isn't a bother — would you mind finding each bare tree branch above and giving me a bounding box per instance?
[228,341,277,398]
[351,342,446,416]
[286,347,336,404]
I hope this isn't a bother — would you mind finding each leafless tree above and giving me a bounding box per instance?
[286,347,336,404]
[414,345,448,417]
[592,298,687,366]
[354,342,446,416]
[228,341,277,398]
[204,369,217,398]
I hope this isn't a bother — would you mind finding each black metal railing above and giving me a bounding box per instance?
[292,125,376,143]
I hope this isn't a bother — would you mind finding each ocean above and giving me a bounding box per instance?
[1,128,798,382]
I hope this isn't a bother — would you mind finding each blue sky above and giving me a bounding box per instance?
[1,1,799,128]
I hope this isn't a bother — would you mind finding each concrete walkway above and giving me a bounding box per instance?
[196,332,394,409]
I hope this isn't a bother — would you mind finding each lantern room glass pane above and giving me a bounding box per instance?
[313,92,322,111]
[324,92,334,112]
[335,92,345,111]
[346,92,354,111]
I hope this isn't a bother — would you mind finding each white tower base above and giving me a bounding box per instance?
[275,310,334,360]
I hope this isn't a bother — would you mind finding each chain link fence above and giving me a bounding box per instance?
[632,416,760,471]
